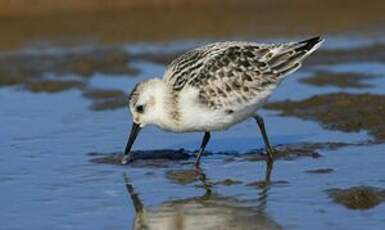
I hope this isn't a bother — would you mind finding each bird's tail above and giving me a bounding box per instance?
[266,36,325,78]
[294,36,325,56]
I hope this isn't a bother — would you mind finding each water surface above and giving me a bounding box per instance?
[1,35,385,230]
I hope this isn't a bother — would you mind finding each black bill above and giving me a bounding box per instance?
[121,122,141,164]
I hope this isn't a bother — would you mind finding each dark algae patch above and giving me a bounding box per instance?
[0,69,38,86]
[244,142,323,161]
[305,168,334,174]
[300,72,374,88]
[82,88,126,99]
[265,93,385,142]
[82,88,128,111]
[89,142,351,167]
[61,49,138,76]
[166,169,200,185]
[246,180,289,189]
[166,171,242,187]
[88,98,128,111]
[132,52,184,66]
[214,179,243,186]
[25,79,85,93]
[0,48,138,81]
[88,149,191,166]
[327,186,385,210]
[0,47,144,110]
[0,48,139,100]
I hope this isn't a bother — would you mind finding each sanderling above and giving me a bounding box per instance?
[122,36,324,166]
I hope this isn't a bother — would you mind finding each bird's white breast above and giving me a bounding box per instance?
[175,85,276,132]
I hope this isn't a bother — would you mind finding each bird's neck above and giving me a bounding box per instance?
[146,79,177,131]
[153,80,182,131]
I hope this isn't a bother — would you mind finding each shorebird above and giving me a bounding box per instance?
[122,36,324,166]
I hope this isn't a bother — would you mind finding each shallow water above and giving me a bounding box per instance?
[1,34,385,230]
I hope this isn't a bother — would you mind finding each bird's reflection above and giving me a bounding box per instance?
[123,161,280,230]
[256,160,273,211]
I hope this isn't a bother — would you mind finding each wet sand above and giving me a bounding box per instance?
[300,72,375,88]
[265,93,385,142]
[1,0,384,50]
[327,186,385,210]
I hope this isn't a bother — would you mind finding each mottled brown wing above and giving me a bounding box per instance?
[165,38,323,110]
[164,46,215,91]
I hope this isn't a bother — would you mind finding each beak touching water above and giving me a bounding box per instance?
[121,122,141,164]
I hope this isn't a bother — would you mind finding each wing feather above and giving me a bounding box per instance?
[164,37,323,110]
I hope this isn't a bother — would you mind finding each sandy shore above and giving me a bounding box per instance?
[0,0,384,50]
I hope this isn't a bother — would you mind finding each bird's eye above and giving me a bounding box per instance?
[136,105,145,113]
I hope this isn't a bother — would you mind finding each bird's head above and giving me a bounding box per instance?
[129,80,154,127]
[122,78,166,164]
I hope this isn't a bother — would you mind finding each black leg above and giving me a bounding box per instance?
[194,132,211,166]
[254,114,274,162]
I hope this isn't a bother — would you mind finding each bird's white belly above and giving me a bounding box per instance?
[167,86,274,132]
[178,101,260,132]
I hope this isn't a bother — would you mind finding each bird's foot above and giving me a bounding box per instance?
[121,155,134,165]
[265,147,276,162]
[194,159,201,168]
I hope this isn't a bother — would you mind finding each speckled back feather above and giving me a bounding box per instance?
[164,37,324,111]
